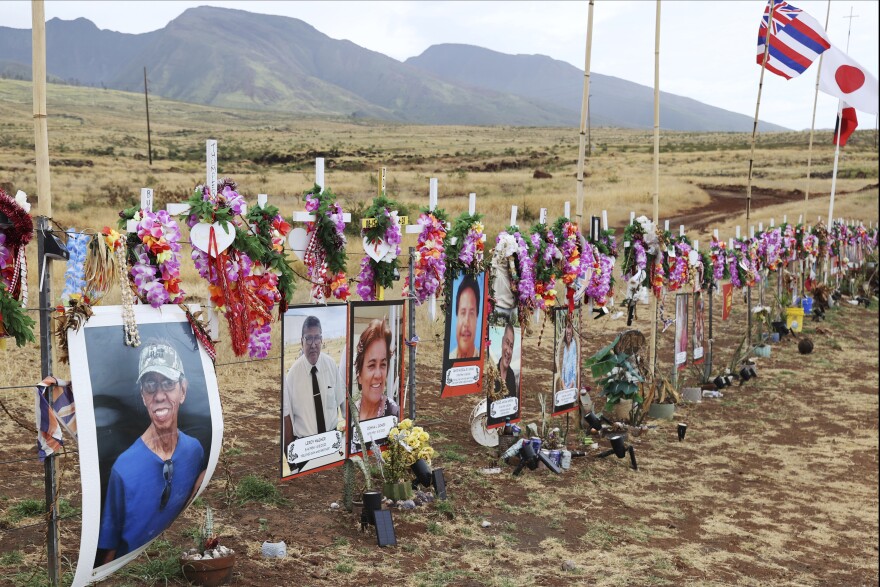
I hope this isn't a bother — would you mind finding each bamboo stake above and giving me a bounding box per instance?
[648,0,661,381]
[745,1,777,344]
[32,0,51,217]
[803,0,832,214]
[575,0,595,224]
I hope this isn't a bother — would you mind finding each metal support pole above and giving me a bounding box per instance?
[706,287,714,381]
[407,247,416,421]
[37,217,60,586]
[746,286,752,346]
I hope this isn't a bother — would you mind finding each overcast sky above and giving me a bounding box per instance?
[4,1,878,130]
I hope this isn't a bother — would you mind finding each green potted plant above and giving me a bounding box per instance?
[584,337,644,424]
[179,505,236,587]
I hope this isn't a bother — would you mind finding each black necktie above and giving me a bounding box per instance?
[311,365,326,433]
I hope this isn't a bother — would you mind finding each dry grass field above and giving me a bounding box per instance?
[0,78,878,586]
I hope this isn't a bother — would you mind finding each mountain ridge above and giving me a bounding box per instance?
[0,7,787,131]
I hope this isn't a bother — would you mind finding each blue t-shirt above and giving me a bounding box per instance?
[98,430,204,557]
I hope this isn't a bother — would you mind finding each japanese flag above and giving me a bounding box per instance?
[819,45,878,114]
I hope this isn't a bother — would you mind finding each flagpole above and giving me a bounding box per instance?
[804,0,832,218]
[828,7,858,234]
[648,0,661,381]
[746,1,777,345]
[575,0,595,225]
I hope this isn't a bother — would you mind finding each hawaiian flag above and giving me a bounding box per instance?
[757,0,831,79]
[35,377,77,461]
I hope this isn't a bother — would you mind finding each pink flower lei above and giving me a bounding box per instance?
[583,243,613,306]
[406,211,448,303]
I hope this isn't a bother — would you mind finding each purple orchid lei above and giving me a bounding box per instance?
[667,240,690,292]
[710,238,726,282]
[584,244,613,305]
[131,209,186,308]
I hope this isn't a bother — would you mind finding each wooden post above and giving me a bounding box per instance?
[804,1,833,216]
[316,157,325,191]
[32,0,51,217]
[575,0,595,223]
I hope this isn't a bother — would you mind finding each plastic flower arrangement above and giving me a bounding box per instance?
[302,185,350,302]
[356,194,403,301]
[385,418,435,484]
[801,231,819,264]
[406,207,448,303]
[117,207,186,308]
[781,223,798,263]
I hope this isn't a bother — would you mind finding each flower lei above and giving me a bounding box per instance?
[184,179,275,358]
[553,218,589,302]
[0,188,35,347]
[709,236,728,283]
[302,186,350,302]
[442,211,486,312]
[529,222,560,309]
[117,208,186,308]
[492,227,537,327]
[61,230,90,305]
[406,207,448,304]
[356,194,402,301]
[812,222,830,259]
[801,232,819,263]
[666,237,691,292]
[781,223,798,263]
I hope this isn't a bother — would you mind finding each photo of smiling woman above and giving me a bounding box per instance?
[441,271,489,397]
[67,306,221,586]
[347,301,405,455]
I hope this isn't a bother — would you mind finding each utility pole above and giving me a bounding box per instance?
[144,66,152,165]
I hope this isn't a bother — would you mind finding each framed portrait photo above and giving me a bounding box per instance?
[346,300,405,456]
[280,303,348,480]
[69,305,222,586]
[441,270,489,397]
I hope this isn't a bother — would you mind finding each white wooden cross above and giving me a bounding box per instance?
[287,158,353,303]
[125,187,154,232]
[359,168,407,301]
[405,178,441,319]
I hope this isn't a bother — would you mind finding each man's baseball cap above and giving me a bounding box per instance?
[137,342,184,384]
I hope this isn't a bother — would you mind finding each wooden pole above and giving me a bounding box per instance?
[575,0,595,224]
[32,0,51,217]
[648,0,661,381]
[803,0,831,214]
[745,1,777,345]
[144,67,153,165]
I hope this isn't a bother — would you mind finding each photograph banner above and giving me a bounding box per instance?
[552,308,580,416]
[69,306,222,587]
[280,303,348,480]
[693,293,705,364]
[346,300,405,456]
[674,293,689,370]
[722,283,733,321]
[440,271,489,397]
[485,317,522,429]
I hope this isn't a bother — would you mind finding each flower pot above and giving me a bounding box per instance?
[801,296,814,315]
[785,306,804,333]
[604,399,632,422]
[754,344,771,358]
[180,553,235,587]
[382,481,413,501]
[647,402,676,420]
[768,333,780,343]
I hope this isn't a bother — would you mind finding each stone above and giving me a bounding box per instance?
[481,520,492,528]
[562,560,577,572]
[330,502,340,510]
[400,500,416,510]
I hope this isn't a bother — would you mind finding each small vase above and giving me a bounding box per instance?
[180,553,235,587]
[647,402,676,420]
[382,481,414,501]
[754,344,771,358]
